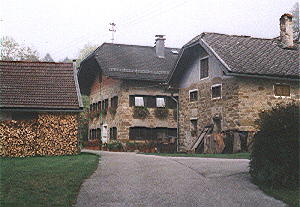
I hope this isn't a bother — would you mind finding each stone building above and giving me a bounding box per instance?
[78,36,179,143]
[167,14,299,153]
[0,61,83,157]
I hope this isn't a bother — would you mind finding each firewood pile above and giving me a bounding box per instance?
[1,112,79,157]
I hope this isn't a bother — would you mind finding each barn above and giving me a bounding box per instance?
[0,61,83,157]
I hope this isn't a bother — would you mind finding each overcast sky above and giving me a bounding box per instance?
[1,0,297,61]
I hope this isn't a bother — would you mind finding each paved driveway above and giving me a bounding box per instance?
[75,150,285,207]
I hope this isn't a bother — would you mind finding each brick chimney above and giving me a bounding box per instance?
[155,35,165,58]
[280,13,294,48]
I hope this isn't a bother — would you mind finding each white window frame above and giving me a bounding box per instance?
[135,96,144,107]
[189,89,198,102]
[273,83,291,98]
[156,97,166,107]
[199,56,209,80]
[211,84,222,100]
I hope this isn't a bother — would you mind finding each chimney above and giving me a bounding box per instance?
[155,35,165,58]
[280,13,294,48]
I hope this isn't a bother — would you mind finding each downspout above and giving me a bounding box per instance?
[99,72,102,148]
[171,94,179,152]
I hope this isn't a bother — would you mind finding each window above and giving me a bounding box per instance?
[135,96,144,106]
[102,99,109,110]
[212,84,222,99]
[110,127,117,140]
[111,96,118,109]
[156,97,166,107]
[274,84,290,97]
[200,58,209,79]
[129,127,147,140]
[190,90,198,102]
[190,119,197,137]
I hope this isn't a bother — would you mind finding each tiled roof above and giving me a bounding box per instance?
[0,61,83,110]
[78,43,179,95]
[185,32,299,78]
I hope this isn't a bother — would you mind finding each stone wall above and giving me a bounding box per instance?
[178,75,300,151]
[178,76,239,150]
[237,77,300,131]
[89,74,177,142]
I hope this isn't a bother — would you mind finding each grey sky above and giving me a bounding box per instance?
[1,0,297,61]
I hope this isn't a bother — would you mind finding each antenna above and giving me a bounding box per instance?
[109,23,116,43]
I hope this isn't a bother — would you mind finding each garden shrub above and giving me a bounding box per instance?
[249,102,299,189]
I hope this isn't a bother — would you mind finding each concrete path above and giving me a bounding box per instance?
[75,150,286,207]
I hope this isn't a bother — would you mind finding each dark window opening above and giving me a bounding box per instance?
[200,58,209,79]
[212,85,221,99]
[102,99,109,110]
[111,96,118,109]
[110,127,117,140]
[274,84,290,96]
[190,91,198,102]
[129,127,177,141]
[190,119,197,137]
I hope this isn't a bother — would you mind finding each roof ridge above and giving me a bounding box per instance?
[203,32,275,41]
[102,42,179,50]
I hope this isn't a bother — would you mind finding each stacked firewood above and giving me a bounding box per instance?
[1,112,79,157]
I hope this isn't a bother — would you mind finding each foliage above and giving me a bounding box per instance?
[249,102,300,189]
[290,2,299,41]
[133,106,149,119]
[1,36,40,61]
[1,153,99,206]
[83,139,101,148]
[154,107,169,119]
[76,43,98,67]
[104,142,124,151]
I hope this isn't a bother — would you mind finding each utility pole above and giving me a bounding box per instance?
[109,23,116,43]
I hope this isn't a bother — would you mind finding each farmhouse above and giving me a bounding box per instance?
[78,35,179,144]
[167,14,299,153]
[0,61,83,157]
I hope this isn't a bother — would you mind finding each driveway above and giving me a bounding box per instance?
[75,150,285,207]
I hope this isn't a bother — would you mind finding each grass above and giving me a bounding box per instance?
[257,184,299,207]
[140,152,251,159]
[1,152,100,206]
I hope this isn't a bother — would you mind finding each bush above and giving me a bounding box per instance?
[133,106,149,119]
[249,102,299,189]
[154,107,169,119]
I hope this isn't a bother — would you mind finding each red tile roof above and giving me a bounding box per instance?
[0,61,83,111]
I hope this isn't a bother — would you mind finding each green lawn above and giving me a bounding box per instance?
[141,152,251,159]
[1,153,99,206]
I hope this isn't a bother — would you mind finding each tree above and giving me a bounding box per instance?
[76,43,98,67]
[43,53,54,62]
[290,2,299,41]
[249,102,299,189]
[1,36,40,61]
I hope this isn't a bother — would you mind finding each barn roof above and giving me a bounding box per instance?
[0,61,83,111]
